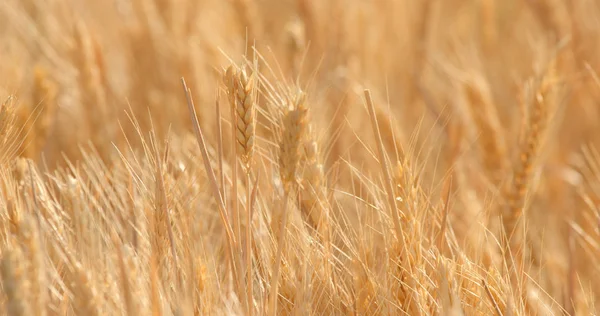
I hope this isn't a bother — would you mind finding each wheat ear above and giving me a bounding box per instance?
[503,73,553,247]
[279,91,308,192]
[224,64,256,169]
[301,127,328,235]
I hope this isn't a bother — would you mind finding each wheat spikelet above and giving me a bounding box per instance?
[72,21,112,160]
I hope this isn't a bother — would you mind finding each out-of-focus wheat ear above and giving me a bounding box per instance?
[21,66,57,161]
[223,65,238,109]
[463,78,507,183]
[300,135,329,237]
[301,130,334,282]
[296,0,315,51]
[284,18,306,79]
[1,244,31,316]
[279,91,308,193]
[73,21,111,160]
[17,215,46,316]
[502,67,555,272]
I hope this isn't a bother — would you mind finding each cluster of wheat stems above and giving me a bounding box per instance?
[1,0,600,315]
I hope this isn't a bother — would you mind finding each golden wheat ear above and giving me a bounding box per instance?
[14,67,58,162]
[300,136,328,232]
[293,93,329,236]
[279,90,308,192]
[223,63,257,171]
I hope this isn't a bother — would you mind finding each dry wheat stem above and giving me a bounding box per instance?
[226,67,246,310]
[181,78,240,292]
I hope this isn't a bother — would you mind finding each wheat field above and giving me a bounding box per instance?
[0,0,598,315]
